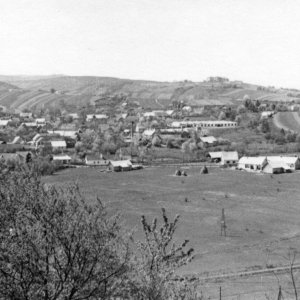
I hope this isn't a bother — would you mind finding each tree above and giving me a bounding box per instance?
[0,166,130,300]
[127,208,194,300]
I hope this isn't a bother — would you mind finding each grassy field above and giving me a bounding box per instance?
[44,166,300,278]
[274,112,300,133]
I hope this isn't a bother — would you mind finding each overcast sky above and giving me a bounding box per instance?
[1,0,300,88]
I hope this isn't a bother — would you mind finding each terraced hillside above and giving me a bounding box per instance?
[0,75,299,111]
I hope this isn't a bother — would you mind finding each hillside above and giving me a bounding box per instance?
[273,112,300,133]
[0,75,299,112]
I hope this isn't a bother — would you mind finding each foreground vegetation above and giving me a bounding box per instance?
[0,165,197,300]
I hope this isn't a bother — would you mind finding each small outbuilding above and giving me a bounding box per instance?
[109,160,132,172]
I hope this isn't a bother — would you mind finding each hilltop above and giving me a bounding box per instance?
[0,75,299,112]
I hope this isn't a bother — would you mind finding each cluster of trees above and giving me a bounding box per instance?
[0,166,197,299]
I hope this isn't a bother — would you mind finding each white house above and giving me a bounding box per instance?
[85,154,109,166]
[238,156,267,172]
[200,136,217,145]
[0,120,10,128]
[267,156,300,171]
[209,151,239,165]
[261,111,275,118]
[35,118,46,126]
[109,160,132,172]
[51,140,67,150]
[48,130,77,139]
[52,155,71,164]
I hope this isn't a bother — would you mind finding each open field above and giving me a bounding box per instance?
[273,112,300,133]
[44,166,300,278]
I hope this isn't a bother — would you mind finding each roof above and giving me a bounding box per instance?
[238,156,267,165]
[48,130,77,138]
[143,129,156,137]
[86,114,108,120]
[0,120,10,126]
[208,152,223,159]
[221,151,239,161]
[52,155,71,161]
[267,156,299,164]
[32,134,41,142]
[22,122,37,127]
[109,160,132,168]
[11,136,22,144]
[35,118,46,123]
[51,141,67,148]
[200,136,217,144]
[264,161,291,170]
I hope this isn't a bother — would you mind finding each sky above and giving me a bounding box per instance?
[1,0,300,88]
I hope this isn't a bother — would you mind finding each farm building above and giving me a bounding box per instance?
[51,141,67,151]
[143,129,156,139]
[267,156,300,170]
[52,155,72,165]
[262,162,287,174]
[238,156,267,172]
[35,118,46,126]
[200,136,217,146]
[85,154,109,166]
[209,151,238,165]
[261,111,275,118]
[48,130,77,139]
[19,112,33,118]
[170,120,237,129]
[109,160,132,172]
[0,120,10,128]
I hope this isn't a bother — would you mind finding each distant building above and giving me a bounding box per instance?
[200,136,217,146]
[0,120,10,128]
[19,112,33,118]
[51,140,67,151]
[108,160,132,172]
[52,155,72,165]
[209,151,238,166]
[266,156,300,171]
[170,120,237,129]
[238,156,267,172]
[261,111,275,118]
[86,114,109,122]
[85,154,109,166]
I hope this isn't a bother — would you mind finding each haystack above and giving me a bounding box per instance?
[200,166,208,174]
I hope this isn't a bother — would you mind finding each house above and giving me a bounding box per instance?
[266,156,300,171]
[10,136,24,144]
[108,160,132,172]
[143,129,156,139]
[0,120,10,128]
[209,151,238,165]
[48,130,77,139]
[20,112,33,118]
[52,155,72,165]
[200,136,217,146]
[261,111,275,118]
[262,162,287,174]
[68,113,79,120]
[221,151,239,165]
[35,118,46,126]
[238,156,267,172]
[85,154,109,166]
[51,141,67,150]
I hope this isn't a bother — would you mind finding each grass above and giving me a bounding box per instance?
[44,166,300,278]
[274,112,300,133]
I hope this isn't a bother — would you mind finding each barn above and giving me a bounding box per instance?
[109,160,132,172]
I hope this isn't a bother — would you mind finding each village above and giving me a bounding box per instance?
[0,86,300,176]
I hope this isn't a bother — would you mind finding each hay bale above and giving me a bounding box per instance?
[200,166,208,174]
[175,169,181,176]
[182,171,187,176]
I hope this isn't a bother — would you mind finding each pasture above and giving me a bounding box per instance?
[44,166,300,278]
[273,111,300,133]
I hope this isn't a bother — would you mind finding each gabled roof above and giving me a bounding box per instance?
[200,136,217,144]
[267,156,299,164]
[51,141,67,148]
[0,120,10,126]
[208,152,223,159]
[221,151,239,161]
[32,134,41,142]
[239,156,267,165]
[52,155,71,161]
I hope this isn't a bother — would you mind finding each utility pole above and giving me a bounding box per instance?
[219,286,222,300]
[220,208,227,237]
[277,285,282,300]
[131,121,134,158]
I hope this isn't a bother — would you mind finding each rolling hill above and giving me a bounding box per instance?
[0,75,299,112]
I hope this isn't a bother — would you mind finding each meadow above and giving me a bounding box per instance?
[44,166,300,278]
